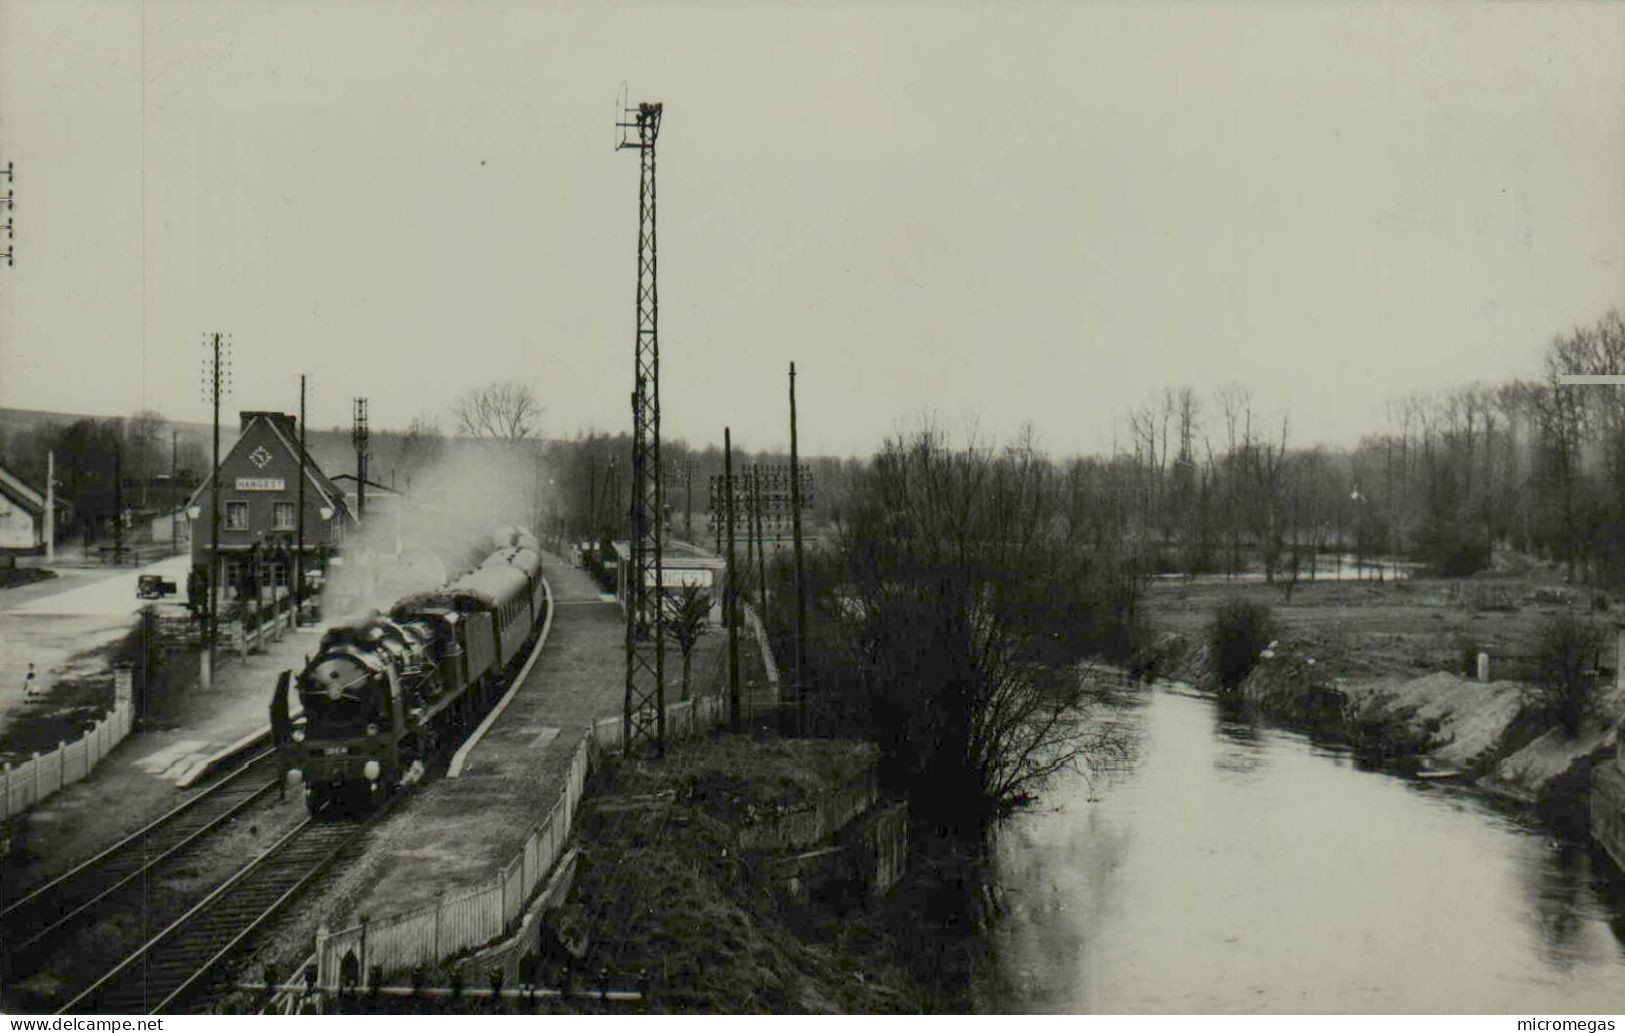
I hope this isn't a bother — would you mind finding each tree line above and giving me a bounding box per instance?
[1098,309,1625,586]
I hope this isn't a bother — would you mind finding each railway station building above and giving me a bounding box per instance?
[185,411,356,600]
[610,542,730,624]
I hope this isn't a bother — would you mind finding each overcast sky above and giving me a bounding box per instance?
[1,0,1621,458]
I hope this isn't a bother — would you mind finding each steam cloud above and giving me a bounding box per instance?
[320,440,555,621]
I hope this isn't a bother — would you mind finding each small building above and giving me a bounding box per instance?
[0,463,45,550]
[610,542,730,624]
[329,474,404,526]
[186,411,356,599]
[0,461,66,551]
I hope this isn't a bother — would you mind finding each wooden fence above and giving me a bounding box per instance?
[736,769,878,852]
[2,675,135,820]
[314,693,730,987]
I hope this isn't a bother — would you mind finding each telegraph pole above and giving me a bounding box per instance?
[297,375,307,617]
[617,98,667,756]
[684,461,694,543]
[113,436,124,565]
[45,450,54,563]
[170,431,178,555]
[789,363,807,725]
[202,333,231,688]
[0,161,13,268]
[725,429,740,731]
[752,466,767,613]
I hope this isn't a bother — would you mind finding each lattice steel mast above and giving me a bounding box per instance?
[618,100,666,755]
[352,398,370,522]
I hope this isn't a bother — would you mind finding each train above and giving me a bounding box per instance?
[273,526,547,815]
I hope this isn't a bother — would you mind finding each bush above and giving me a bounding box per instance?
[1527,613,1607,736]
[1208,597,1276,692]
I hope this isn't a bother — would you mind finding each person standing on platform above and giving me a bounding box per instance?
[270,670,293,801]
[23,662,38,702]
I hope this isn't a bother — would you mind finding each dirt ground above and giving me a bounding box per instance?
[1141,556,1607,685]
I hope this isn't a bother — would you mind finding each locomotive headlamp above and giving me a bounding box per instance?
[287,768,304,786]
[366,723,380,737]
[363,760,381,782]
[291,729,305,743]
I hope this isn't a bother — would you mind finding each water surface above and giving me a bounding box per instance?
[978,685,1625,1013]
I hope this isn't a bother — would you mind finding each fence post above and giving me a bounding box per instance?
[1,762,9,820]
[58,740,66,787]
[314,923,331,990]
[433,889,444,958]
[31,751,42,802]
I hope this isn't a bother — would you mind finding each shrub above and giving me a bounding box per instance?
[1208,597,1276,692]
[1527,613,1607,736]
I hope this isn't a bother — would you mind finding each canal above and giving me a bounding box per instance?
[976,683,1625,1013]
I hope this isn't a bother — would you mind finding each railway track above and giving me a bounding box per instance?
[60,812,371,1014]
[0,748,281,962]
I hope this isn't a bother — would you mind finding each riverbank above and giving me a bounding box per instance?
[1144,567,1625,848]
[291,733,932,1015]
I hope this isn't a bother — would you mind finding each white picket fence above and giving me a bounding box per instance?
[314,693,729,986]
[2,692,135,821]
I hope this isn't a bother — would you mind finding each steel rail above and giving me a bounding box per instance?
[59,807,372,1015]
[1,749,279,953]
[4,775,281,955]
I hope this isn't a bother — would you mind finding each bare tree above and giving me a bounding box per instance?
[125,409,167,507]
[396,415,445,483]
[451,381,542,441]
[830,426,1139,839]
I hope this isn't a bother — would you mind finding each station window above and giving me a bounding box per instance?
[224,559,243,597]
[266,561,288,588]
[273,502,295,530]
[225,501,249,530]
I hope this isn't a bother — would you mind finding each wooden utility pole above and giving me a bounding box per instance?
[751,466,767,613]
[112,436,124,564]
[170,431,179,554]
[297,375,307,618]
[45,450,54,563]
[789,362,807,724]
[725,428,740,731]
[204,332,227,688]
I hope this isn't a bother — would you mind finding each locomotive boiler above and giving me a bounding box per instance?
[276,527,546,814]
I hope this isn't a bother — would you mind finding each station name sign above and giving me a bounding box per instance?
[643,568,713,588]
[234,477,286,491]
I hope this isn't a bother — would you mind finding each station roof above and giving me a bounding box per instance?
[0,461,48,517]
[610,541,728,569]
[185,411,355,523]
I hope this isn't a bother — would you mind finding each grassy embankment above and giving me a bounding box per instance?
[1144,555,1625,831]
[549,734,927,1013]
[291,734,931,1015]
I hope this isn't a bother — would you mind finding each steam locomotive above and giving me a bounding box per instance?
[274,527,547,815]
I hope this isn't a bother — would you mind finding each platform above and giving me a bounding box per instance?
[334,558,637,924]
[2,608,319,895]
